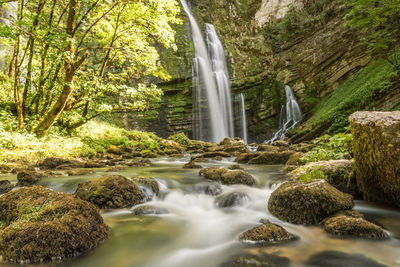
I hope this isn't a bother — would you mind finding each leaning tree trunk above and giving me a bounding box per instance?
[34,0,87,137]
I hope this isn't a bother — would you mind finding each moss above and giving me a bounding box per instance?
[199,167,255,186]
[132,177,159,195]
[74,175,144,209]
[0,186,109,263]
[168,132,192,146]
[238,222,295,243]
[268,180,354,225]
[323,214,388,239]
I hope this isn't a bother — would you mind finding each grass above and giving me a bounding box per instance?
[292,58,399,139]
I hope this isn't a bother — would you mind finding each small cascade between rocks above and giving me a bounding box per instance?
[234,93,248,144]
[266,85,302,144]
[181,0,237,143]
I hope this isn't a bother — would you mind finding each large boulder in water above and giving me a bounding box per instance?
[238,221,296,244]
[215,192,249,207]
[322,210,388,239]
[0,186,108,263]
[17,170,44,186]
[199,167,255,186]
[268,180,353,225]
[350,111,400,207]
[75,175,144,209]
[236,151,295,165]
[289,160,359,197]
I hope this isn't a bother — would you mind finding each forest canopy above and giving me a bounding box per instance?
[0,0,181,137]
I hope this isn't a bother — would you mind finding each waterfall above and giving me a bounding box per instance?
[234,93,248,144]
[266,85,302,144]
[0,2,17,71]
[181,0,234,143]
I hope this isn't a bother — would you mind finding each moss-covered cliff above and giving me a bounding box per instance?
[129,0,400,142]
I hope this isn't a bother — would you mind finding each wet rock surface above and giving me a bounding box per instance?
[306,250,387,267]
[17,170,44,186]
[199,167,255,186]
[216,192,249,208]
[322,211,388,239]
[268,180,354,225]
[132,177,160,195]
[0,180,14,194]
[133,205,169,215]
[289,160,359,197]
[0,186,109,263]
[75,175,144,209]
[238,221,296,243]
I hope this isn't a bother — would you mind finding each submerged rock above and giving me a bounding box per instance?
[216,192,249,207]
[350,111,400,207]
[199,167,255,186]
[67,169,94,176]
[238,221,296,243]
[0,180,14,194]
[268,180,353,225]
[187,182,222,196]
[132,177,159,195]
[183,161,202,169]
[0,186,109,263]
[17,170,43,186]
[289,160,359,197]
[221,252,290,267]
[322,211,388,239]
[133,205,169,215]
[306,250,387,267]
[75,175,144,209]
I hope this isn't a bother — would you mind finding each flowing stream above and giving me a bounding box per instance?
[0,157,399,267]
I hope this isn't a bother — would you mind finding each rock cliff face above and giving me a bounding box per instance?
[129,0,373,141]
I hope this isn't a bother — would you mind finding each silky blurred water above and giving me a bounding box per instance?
[0,157,399,267]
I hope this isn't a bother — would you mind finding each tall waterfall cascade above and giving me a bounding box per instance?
[266,85,302,144]
[181,0,241,143]
[0,2,17,71]
[234,94,248,144]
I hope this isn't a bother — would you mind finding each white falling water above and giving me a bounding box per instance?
[0,2,17,71]
[266,85,302,144]
[181,0,234,143]
[234,93,248,144]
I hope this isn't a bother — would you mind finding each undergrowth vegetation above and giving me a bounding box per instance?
[301,131,353,164]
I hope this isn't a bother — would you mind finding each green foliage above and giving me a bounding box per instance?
[0,0,181,135]
[298,58,399,136]
[297,167,329,182]
[301,131,353,163]
[168,132,192,146]
[346,0,400,67]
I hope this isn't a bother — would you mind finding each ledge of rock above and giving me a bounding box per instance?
[0,186,109,263]
[75,175,144,209]
[268,180,354,225]
[199,167,255,186]
[350,111,400,207]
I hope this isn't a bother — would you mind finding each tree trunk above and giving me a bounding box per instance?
[35,0,86,137]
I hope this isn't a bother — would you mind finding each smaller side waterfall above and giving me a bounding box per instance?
[266,85,302,144]
[234,93,248,144]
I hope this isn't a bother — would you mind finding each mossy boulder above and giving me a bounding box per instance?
[0,180,14,194]
[289,160,359,197]
[285,152,304,166]
[133,205,169,215]
[0,186,109,263]
[248,151,296,165]
[132,177,159,195]
[168,132,192,146]
[215,192,249,207]
[183,161,202,169]
[38,157,85,169]
[17,170,44,186]
[228,164,243,170]
[238,222,296,243]
[268,180,354,225]
[75,175,144,209]
[350,111,400,207]
[322,211,388,239]
[199,168,255,186]
[67,169,94,176]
